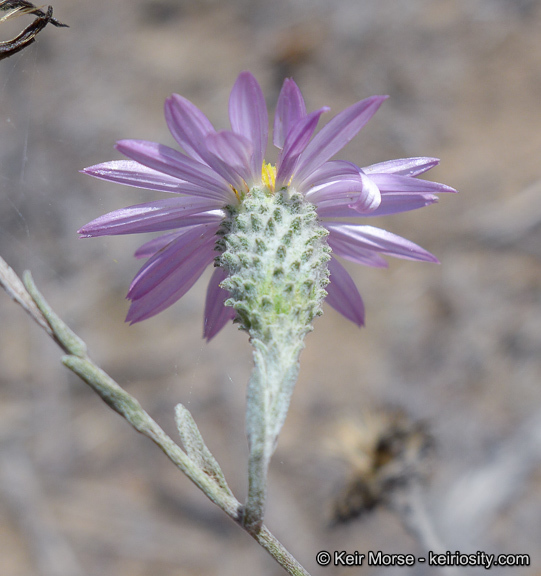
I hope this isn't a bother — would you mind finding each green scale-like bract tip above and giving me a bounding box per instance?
[218,186,331,346]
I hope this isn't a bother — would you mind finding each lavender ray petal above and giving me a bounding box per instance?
[78,198,224,237]
[275,107,329,188]
[308,174,381,212]
[273,78,307,149]
[126,240,215,324]
[203,267,236,341]
[348,172,382,212]
[205,130,253,183]
[368,193,439,216]
[164,94,216,163]
[134,231,189,259]
[362,157,439,177]
[229,71,268,182]
[115,140,235,201]
[83,159,232,201]
[328,234,389,268]
[82,160,191,193]
[165,95,247,189]
[316,200,367,218]
[369,173,457,194]
[292,95,388,186]
[127,224,217,301]
[324,222,439,263]
[306,178,363,203]
[317,193,438,218]
[325,257,365,326]
[298,160,361,190]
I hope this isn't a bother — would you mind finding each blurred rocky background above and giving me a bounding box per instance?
[1,0,541,574]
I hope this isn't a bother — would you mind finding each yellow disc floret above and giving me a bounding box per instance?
[261,162,277,193]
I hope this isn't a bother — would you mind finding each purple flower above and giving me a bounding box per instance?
[79,72,455,340]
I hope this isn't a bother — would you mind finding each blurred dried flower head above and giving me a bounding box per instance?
[271,19,326,77]
[328,409,434,524]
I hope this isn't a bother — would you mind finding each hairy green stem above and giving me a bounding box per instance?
[244,342,301,529]
[219,187,330,529]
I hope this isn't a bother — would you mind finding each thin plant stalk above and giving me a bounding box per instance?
[0,256,311,576]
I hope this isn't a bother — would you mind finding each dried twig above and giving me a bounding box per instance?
[0,1,67,60]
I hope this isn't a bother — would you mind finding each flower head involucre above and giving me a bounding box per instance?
[80,71,455,340]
